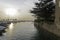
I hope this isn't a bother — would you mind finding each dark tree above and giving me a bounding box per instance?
[31,0,55,23]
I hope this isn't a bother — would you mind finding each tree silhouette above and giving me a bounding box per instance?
[31,0,55,24]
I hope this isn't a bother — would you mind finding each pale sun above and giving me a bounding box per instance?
[4,8,17,17]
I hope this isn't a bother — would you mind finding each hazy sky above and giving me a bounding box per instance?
[0,0,38,20]
[0,0,55,20]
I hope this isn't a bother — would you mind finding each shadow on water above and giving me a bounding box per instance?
[33,19,60,40]
[31,31,59,40]
[0,23,10,36]
[0,30,6,36]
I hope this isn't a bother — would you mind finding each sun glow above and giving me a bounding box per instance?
[9,23,14,30]
[4,8,17,17]
[7,23,14,37]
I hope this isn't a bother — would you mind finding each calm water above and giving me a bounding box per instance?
[0,22,58,40]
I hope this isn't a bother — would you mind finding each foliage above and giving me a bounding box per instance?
[31,0,55,23]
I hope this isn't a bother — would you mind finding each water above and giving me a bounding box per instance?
[0,22,58,40]
[0,22,37,40]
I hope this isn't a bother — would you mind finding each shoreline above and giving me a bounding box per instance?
[34,22,60,40]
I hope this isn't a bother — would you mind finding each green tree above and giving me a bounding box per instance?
[31,0,55,23]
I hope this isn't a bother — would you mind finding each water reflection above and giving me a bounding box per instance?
[8,23,14,30]
[0,26,7,36]
[34,19,59,40]
[0,22,59,40]
[0,30,6,36]
[6,23,14,40]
